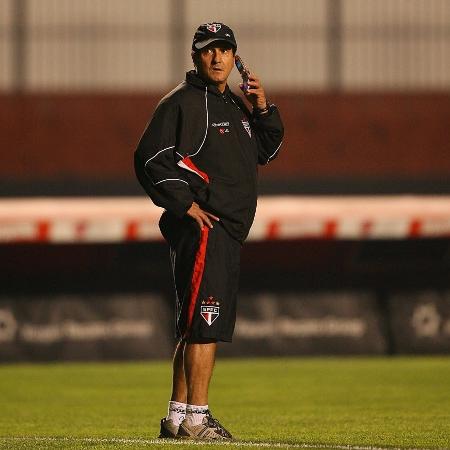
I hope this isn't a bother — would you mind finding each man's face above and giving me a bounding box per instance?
[195,42,235,87]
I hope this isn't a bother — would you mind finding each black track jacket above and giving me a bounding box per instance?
[134,70,284,243]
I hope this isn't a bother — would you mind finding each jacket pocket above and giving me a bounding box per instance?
[209,175,239,186]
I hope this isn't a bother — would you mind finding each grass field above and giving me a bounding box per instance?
[0,356,449,450]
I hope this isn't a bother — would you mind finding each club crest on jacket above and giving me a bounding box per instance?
[242,119,252,138]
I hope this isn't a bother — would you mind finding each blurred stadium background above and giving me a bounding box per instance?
[1,0,450,361]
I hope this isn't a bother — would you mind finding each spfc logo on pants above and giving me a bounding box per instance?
[200,297,220,326]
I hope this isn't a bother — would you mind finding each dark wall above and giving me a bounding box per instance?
[1,238,449,360]
[1,93,450,195]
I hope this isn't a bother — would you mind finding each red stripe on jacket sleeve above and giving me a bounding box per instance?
[177,156,210,183]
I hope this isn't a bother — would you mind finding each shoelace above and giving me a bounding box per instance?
[205,411,231,437]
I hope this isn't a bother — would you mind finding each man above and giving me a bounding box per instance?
[134,22,283,440]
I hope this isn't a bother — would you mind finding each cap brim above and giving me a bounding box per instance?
[193,37,237,51]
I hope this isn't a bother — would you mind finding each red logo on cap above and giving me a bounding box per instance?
[206,23,221,33]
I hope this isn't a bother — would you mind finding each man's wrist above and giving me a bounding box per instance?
[253,100,270,116]
[254,101,270,116]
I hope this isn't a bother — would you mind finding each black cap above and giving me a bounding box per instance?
[192,22,237,52]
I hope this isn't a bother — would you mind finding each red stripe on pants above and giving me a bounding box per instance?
[184,226,209,337]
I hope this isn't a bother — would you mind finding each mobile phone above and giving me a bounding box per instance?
[235,55,250,92]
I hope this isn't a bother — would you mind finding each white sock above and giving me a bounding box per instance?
[166,401,186,426]
[185,404,209,426]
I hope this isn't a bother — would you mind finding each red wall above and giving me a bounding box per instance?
[1,93,449,181]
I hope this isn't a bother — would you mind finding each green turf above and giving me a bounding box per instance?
[0,356,449,449]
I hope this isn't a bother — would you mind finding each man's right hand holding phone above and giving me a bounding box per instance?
[235,55,270,115]
[241,72,269,115]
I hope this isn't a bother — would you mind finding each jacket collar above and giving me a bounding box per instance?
[186,70,231,98]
